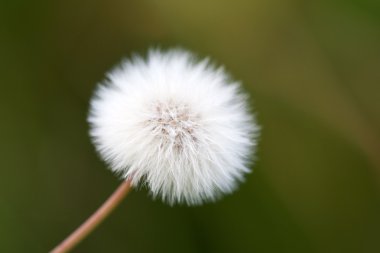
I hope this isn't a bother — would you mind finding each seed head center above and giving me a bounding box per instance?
[148,100,200,148]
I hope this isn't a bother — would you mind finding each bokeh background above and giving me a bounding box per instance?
[1,0,380,252]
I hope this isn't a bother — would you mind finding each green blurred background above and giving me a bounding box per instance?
[1,0,380,252]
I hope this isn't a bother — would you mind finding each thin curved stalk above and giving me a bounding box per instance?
[51,180,132,253]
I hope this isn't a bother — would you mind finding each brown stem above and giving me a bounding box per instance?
[51,180,132,253]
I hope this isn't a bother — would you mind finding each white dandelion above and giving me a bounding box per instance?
[88,48,259,205]
[52,48,260,252]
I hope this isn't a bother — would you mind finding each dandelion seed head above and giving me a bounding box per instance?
[88,49,259,205]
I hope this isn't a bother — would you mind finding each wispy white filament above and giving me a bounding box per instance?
[88,49,259,205]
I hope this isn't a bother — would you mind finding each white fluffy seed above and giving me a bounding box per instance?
[88,49,259,205]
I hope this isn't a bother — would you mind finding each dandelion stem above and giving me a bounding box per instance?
[51,180,132,253]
